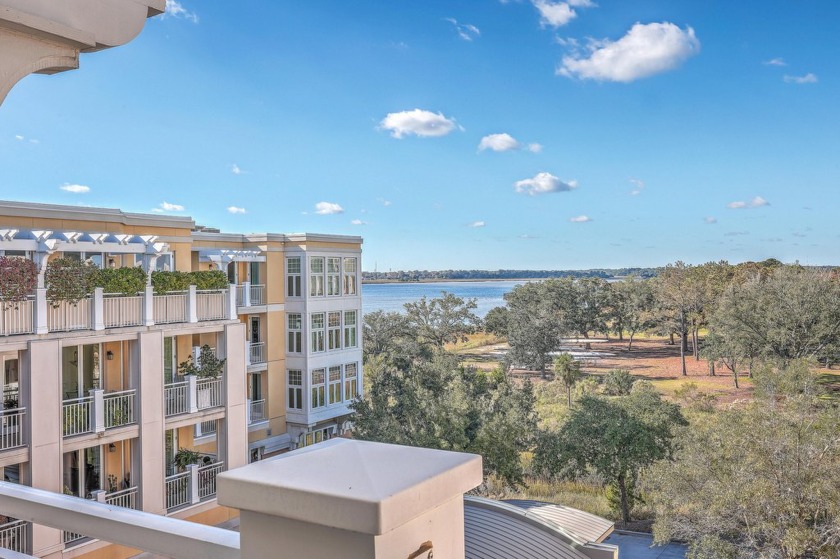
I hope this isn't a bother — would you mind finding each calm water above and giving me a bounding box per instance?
[362,280,527,318]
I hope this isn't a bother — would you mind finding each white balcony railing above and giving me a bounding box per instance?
[196,378,223,410]
[197,290,227,321]
[235,284,247,307]
[153,291,187,324]
[48,297,92,332]
[0,407,25,450]
[63,529,86,544]
[249,284,265,306]
[249,341,266,365]
[165,471,191,512]
[62,396,94,437]
[249,399,265,424]
[165,381,189,417]
[0,299,34,336]
[103,389,136,429]
[103,293,143,328]
[0,518,28,554]
[198,462,224,500]
[105,487,138,510]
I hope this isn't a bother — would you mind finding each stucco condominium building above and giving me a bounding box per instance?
[0,200,363,558]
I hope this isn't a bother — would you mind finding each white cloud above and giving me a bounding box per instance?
[379,109,458,138]
[629,178,645,195]
[764,57,786,66]
[514,172,578,196]
[377,198,392,207]
[351,219,367,226]
[479,133,520,152]
[527,143,543,153]
[704,216,718,224]
[570,215,592,223]
[469,221,486,228]
[231,164,243,175]
[29,139,39,144]
[559,22,700,82]
[727,196,769,209]
[227,206,246,214]
[159,201,185,211]
[163,0,198,23]
[60,184,90,194]
[533,0,594,28]
[445,18,480,41]
[14,135,23,141]
[784,73,817,84]
[315,202,344,215]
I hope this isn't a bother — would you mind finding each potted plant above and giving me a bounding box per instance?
[179,344,226,408]
[173,447,202,472]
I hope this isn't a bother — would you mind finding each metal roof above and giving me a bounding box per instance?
[504,499,615,544]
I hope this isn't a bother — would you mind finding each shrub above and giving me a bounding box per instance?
[0,256,37,304]
[151,270,228,293]
[188,270,228,290]
[603,369,636,396]
[93,266,146,294]
[178,344,226,378]
[46,257,97,304]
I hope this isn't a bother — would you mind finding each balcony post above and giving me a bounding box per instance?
[242,281,251,307]
[143,285,155,326]
[93,287,105,331]
[246,399,252,425]
[91,389,105,434]
[187,285,198,323]
[187,464,200,505]
[227,284,237,320]
[187,375,198,414]
[35,288,48,334]
[92,490,107,503]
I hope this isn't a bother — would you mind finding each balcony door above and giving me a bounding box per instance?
[248,262,260,285]
[227,262,237,284]
[62,344,101,400]
[62,446,102,498]
[2,354,19,407]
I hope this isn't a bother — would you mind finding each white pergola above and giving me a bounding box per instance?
[197,249,266,267]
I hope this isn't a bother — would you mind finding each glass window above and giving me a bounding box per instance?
[311,368,326,408]
[327,258,341,296]
[310,313,325,353]
[286,257,301,297]
[288,370,302,410]
[343,258,357,295]
[344,311,357,348]
[287,313,302,354]
[309,257,324,297]
[329,366,342,404]
[344,363,358,400]
[328,312,341,350]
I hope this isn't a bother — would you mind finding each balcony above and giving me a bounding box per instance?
[64,487,138,546]
[164,377,225,418]
[0,517,28,554]
[165,461,225,513]
[248,341,266,366]
[248,399,266,425]
[235,282,265,310]
[0,407,25,451]
[62,389,136,438]
[0,284,237,338]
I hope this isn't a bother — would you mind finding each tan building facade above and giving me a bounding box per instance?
[0,201,362,558]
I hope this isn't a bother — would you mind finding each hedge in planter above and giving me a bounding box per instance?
[93,266,147,295]
[151,270,228,293]
[0,256,37,305]
[46,257,97,305]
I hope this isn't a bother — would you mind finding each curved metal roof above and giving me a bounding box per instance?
[503,499,615,544]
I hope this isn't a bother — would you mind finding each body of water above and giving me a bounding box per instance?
[362,280,527,318]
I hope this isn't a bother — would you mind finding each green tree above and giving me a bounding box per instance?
[654,262,697,375]
[483,306,510,338]
[602,369,636,396]
[645,362,840,559]
[534,384,686,524]
[546,277,610,349]
[553,353,582,407]
[362,310,417,363]
[609,276,656,351]
[505,282,566,378]
[403,292,481,350]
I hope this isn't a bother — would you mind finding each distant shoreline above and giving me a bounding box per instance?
[363,276,630,285]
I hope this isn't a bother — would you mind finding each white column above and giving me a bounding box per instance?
[90,388,105,434]
[187,285,198,323]
[221,323,248,471]
[34,288,48,334]
[242,281,251,307]
[93,287,105,331]
[187,464,200,505]
[136,331,166,515]
[227,284,238,319]
[92,490,107,503]
[246,399,252,425]
[187,375,198,414]
[143,285,155,326]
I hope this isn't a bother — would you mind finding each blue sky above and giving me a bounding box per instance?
[1,1,838,270]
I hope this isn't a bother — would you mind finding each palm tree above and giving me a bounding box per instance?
[554,353,582,407]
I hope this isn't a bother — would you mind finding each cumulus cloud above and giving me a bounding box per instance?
[379,109,459,138]
[159,201,185,212]
[60,184,90,194]
[764,57,786,66]
[514,172,578,196]
[351,219,367,226]
[527,143,543,153]
[784,73,817,84]
[727,196,769,209]
[704,216,717,224]
[231,164,243,175]
[569,215,592,223]
[469,221,486,228]
[629,178,645,195]
[227,206,246,214]
[533,0,594,28]
[315,202,344,215]
[479,133,543,153]
[558,22,700,82]
[163,0,198,23]
[445,18,480,41]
